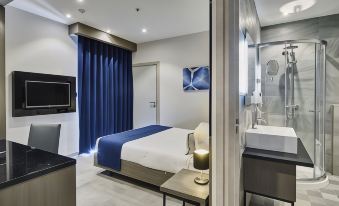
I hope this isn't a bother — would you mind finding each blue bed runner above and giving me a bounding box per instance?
[97,125,171,171]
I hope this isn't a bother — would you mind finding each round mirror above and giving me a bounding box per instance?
[266,60,279,76]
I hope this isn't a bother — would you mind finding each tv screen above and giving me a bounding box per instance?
[25,81,71,108]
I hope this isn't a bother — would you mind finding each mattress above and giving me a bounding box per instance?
[96,127,195,174]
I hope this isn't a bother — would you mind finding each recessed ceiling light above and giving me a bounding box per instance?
[106,30,111,34]
[66,14,72,18]
[280,0,316,16]
[142,28,147,33]
[77,0,84,2]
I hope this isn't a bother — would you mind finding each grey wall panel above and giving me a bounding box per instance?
[261,18,319,42]
[240,0,261,43]
[333,105,339,175]
[0,6,5,139]
[0,0,12,6]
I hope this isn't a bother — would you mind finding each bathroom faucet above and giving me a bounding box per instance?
[252,104,267,129]
[252,104,259,129]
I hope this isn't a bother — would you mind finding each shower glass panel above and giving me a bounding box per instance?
[314,43,326,178]
[252,39,327,181]
[260,44,287,127]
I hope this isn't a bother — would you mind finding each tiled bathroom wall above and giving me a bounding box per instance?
[260,14,339,173]
[333,105,339,175]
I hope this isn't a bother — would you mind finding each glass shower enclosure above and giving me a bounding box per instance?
[250,39,327,180]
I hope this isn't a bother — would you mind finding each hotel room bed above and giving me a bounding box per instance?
[94,125,195,186]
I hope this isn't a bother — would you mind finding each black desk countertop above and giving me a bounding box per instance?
[0,140,76,190]
[243,139,313,168]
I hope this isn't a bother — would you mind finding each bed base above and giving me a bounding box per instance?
[94,153,174,187]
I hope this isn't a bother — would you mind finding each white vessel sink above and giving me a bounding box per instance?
[245,125,298,154]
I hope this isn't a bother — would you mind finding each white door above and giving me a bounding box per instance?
[133,65,157,128]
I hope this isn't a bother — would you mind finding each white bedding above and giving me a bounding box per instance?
[121,128,194,173]
[96,127,195,173]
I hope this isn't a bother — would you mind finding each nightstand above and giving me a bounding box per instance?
[160,169,209,206]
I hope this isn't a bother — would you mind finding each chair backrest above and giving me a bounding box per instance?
[28,124,61,154]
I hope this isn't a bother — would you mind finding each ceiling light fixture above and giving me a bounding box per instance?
[77,0,84,2]
[66,14,72,18]
[280,0,316,16]
[142,28,147,33]
[106,30,111,34]
[78,9,86,14]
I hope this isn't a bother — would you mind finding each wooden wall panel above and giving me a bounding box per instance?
[0,6,5,139]
[0,166,76,206]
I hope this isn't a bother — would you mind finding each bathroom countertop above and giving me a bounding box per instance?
[0,140,76,190]
[243,138,313,167]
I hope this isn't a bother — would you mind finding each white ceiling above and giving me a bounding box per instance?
[255,0,339,27]
[8,0,209,43]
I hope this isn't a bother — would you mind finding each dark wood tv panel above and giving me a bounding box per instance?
[12,71,76,117]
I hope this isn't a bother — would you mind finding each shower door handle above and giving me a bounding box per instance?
[285,105,299,109]
[149,102,157,108]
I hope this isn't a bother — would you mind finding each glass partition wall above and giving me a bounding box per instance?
[250,40,327,181]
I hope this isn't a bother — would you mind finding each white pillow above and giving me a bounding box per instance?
[194,122,209,151]
[186,133,196,155]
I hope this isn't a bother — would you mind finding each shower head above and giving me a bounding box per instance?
[282,44,298,56]
[285,45,298,50]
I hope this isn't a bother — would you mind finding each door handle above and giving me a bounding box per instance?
[149,102,156,108]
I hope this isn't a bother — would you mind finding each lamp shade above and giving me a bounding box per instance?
[193,149,209,170]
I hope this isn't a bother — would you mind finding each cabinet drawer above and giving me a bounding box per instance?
[244,157,296,202]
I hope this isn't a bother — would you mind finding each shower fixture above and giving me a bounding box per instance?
[283,44,299,124]
[250,39,327,182]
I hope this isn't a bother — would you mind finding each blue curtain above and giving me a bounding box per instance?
[78,36,133,154]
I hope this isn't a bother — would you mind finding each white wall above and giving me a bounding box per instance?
[133,32,209,129]
[5,7,78,155]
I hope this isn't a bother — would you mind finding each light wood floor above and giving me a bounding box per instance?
[76,154,339,206]
[76,154,188,206]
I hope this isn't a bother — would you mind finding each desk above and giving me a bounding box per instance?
[0,140,76,206]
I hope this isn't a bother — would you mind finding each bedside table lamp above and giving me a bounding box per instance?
[193,149,209,185]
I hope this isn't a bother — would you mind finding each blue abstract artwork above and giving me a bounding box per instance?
[183,66,210,91]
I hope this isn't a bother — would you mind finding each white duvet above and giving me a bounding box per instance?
[121,128,194,173]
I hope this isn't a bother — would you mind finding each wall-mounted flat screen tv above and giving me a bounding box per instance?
[25,81,71,108]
